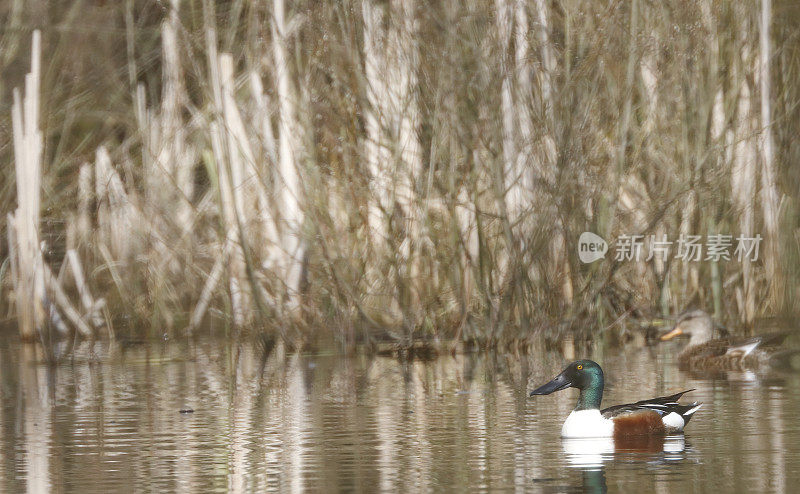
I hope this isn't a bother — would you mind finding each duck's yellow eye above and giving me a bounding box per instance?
[576,364,583,370]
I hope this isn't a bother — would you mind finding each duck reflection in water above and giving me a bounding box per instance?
[559,435,686,493]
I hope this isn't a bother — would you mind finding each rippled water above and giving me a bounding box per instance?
[1,337,799,492]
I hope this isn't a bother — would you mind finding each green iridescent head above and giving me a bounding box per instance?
[529,360,604,410]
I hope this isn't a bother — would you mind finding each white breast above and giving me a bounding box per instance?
[661,412,685,431]
[561,410,615,438]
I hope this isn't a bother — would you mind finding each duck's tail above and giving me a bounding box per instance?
[676,402,702,426]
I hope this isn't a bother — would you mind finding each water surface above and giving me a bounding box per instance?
[1,338,798,492]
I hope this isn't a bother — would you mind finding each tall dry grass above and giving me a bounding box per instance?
[1,0,799,350]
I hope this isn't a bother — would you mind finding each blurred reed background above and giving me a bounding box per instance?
[1,0,799,351]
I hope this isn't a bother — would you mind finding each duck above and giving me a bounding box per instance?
[529,360,700,438]
[659,310,789,371]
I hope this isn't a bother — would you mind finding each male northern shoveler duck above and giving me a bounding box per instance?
[529,360,700,438]
[660,310,789,371]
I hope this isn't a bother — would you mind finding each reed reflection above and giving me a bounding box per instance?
[0,340,796,492]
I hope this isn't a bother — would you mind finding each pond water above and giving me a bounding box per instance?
[1,337,798,493]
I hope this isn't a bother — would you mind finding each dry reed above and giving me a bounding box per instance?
[2,1,799,351]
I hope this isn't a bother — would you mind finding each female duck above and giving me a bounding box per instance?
[530,360,701,438]
[660,310,789,370]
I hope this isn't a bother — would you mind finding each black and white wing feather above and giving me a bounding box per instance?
[601,389,701,425]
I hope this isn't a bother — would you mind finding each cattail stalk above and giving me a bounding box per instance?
[10,30,44,341]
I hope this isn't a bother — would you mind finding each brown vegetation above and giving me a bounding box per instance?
[1,1,799,350]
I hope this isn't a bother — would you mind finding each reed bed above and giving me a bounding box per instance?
[1,1,799,351]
